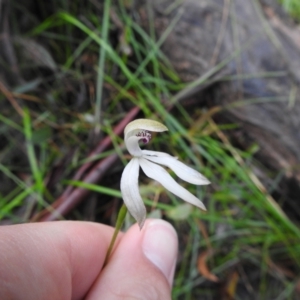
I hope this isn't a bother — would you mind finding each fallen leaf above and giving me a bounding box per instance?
[197,249,219,282]
[267,258,295,279]
[225,271,239,300]
[14,37,57,71]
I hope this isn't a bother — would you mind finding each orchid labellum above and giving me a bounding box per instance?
[121,119,210,228]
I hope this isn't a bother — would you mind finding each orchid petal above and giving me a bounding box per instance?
[121,158,146,228]
[142,149,175,158]
[139,158,206,211]
[144,155,210,185]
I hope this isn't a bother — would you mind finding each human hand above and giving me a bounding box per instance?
[0,219,178,299]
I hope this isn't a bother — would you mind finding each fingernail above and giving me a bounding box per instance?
[142,219,178,286]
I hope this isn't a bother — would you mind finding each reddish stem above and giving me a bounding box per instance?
[31,106,140,222]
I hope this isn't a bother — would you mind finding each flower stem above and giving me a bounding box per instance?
[104,204,128,266]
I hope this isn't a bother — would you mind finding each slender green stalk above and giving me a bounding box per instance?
[0,113,23,131]
[104,204,128,266]
[23,109,44,198]
[95,0,111,134]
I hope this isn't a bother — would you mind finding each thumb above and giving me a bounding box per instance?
[86,219,178,300]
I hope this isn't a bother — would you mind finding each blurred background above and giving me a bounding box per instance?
[0,0,300,299]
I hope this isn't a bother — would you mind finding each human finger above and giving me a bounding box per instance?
[0,221,120,300]
[86,219,178,300]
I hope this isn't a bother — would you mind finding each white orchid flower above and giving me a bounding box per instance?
[121,119,210,228]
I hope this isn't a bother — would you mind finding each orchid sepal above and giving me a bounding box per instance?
[120,157,146,229]
[120,118,210,228]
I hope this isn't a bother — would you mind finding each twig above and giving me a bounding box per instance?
[31,106,140,221]
[1,3,23,84]
[0,81,24,116]
[60,106,139,199]
[210,0,231,66]
[31,153,119,221]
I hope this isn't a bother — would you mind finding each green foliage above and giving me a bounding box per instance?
[278,0,300,20]
[0,0,299,298]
